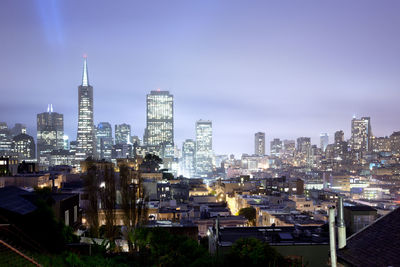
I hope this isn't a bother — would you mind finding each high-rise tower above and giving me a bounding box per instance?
[96,122,113,161]
[115,123,131,145]
[182,139,196,178]
[254,132,265,156]
[350,116,372,152]
[320,133,329,152]
[195,120,213,177]
[144,90,174,150]
[270,138,282,157]
[37,105,64,167]
[76,56,95,161]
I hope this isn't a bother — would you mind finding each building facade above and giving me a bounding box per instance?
[351,116,372,153]
[254,132,265,156]
[296,137,311,166]
[195,120,213,177]
[270,138,283,157]
[319,133,329,152]
[76,56,96,161]
[182,139,196,178]
[144,90,174,150]
[115,123,131,145]
[12,133,35,161]
[96,122,113,161]
[0,123,12,156]
[37,105,64,167]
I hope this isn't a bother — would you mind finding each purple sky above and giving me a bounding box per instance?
[1,0,400,156]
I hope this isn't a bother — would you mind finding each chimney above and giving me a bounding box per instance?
[329,207,337,267]
[337,196,347,249]
[216,214,220,239]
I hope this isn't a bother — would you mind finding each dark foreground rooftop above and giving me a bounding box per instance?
[338,207,400,266]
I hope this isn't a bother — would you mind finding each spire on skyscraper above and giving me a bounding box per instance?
[82,54,89,86]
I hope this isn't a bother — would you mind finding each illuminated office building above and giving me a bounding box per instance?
[97,122,113,161]
[63,135,69,150]
[115,123,131,145]
[350,116,372,152]
[0,123,12,156]
[37,105,64,166]
[254,132,265,156]
[195,120,213,177]
[320,133,329,152]
[13,133,35,160]
[270,138,283,157]
[144,90,174,149]
[371,136,391,153]
[333,130,348,160]
[182,139,195,178]
[297,137,311,153]
[297,137,311,165]
[76,56,96,161]
[283,140,295,155]
[390,131,400,154]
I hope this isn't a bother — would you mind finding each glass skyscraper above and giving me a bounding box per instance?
[115,123,131,145]
[297,137,312,165]
[76,56,96,161]
[37,105,64,167]
[195,120,213,177]
[320,133,329,152]
[254,132,265,156]
[96,122,113,161]
[182,139,195,178]
[270,138,283,157]
[145,90,174,150]
[351,116,372,152]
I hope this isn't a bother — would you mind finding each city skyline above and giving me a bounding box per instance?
[2,1,400,156]
[1,2,400,265]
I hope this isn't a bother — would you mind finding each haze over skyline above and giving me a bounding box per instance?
[1,0,400,156]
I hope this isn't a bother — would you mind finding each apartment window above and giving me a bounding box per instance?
[74,205,78,222]
[65,210,69,226]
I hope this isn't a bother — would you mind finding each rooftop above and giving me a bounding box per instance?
[344,205,377,212]
[338,207,400,266]
[0,187,36,215]
[212,226,329,246]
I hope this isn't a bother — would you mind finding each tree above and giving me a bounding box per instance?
[224,238,286,267]
[140,153,162,172]
[83,161,99,237]
[133,228,212,267]
[239,207,256,226]
[120,163,148,252]
[99,163,117,242]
